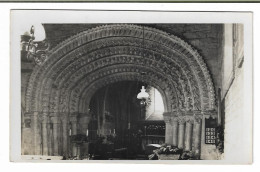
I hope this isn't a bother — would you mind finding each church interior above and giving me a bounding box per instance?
[20,23,244,160]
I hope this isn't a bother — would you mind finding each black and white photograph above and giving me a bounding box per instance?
[10,10,253,163]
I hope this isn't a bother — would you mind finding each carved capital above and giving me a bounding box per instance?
[178,116,186,125]
[170,115,179,125]
[194,114,203,124]
[60,113,69,123]
[42,107,49,113]
[163,112,172,123]
[185,115,194,124]
[69,115,78,123]
[51,116,60,124]
[39,113,49,123]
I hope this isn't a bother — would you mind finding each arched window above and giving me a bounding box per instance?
[145,87,165,120]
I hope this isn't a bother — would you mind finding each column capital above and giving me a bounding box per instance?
[163,113,172,123]
[39,113,49,123]
[60,113,69,123]
[170,116,179,125]
[51,116,61,124]
[178,116,186,124]
[185,116,194,124]
[42,106,49,113]
[194,114,203,124]
[70,115,78,123]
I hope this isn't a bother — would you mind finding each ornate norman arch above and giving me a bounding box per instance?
[25,24,216,117]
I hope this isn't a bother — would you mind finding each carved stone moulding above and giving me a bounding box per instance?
[42,47,200,113]
[25,24,216,115]
[161,110,211,125]
[75,72,174,113]
[37,58,193,113]
[71,65,176,96]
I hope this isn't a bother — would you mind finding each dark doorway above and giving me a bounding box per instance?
[87,81,165,160]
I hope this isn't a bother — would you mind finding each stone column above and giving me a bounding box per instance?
[163,114,173,144]
[194,116,202,157]
[178,118,185,149]
[70,115,78,157]
[61,115,68,157]
[51,116,60,156]
[47,120,53,156]
[41,113,49,155]
[171,117,178,146]
[184,119,193,151]
[79,115,91,157]
[32,112,41,155]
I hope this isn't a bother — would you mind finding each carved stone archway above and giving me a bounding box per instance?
[24,24,216,157]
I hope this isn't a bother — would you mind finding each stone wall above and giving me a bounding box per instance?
[221,24,249,162]
[224,65,244,161]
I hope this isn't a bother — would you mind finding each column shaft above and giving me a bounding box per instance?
[53,123,60,156]
[48,124,53,156]
[71,121,77,156]
[194,119,202,156]
[184,122,193,151]
[62,119,68,157]
[51,116,61,156]
[172,120,178,146]
[42,114,49,155]
[32,112,41,155]
[165,122,173,144]
[178,122,185,149]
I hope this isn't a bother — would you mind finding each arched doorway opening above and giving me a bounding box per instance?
[23,24,217,159]
[86,81,165,159]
